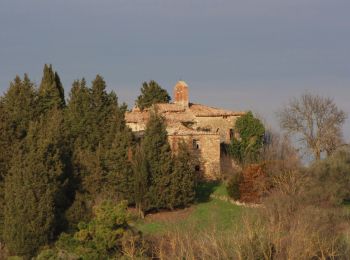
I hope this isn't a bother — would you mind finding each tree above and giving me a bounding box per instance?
[229,111,265,164]
[136,80,170,110]
[141,110,173,210]
[169,141,197,208]
[3,109,68,257]
[65,75,131,225]
[307,146,350,205]
[132,145,149,218]
[278,93,347,160]
[38,64,65,113]
[65,79,91,146]
[105,128,134,202]
[0,74,37,241]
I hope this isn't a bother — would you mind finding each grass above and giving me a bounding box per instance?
[135,182,244,235]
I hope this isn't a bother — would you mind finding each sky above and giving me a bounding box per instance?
[1,0,349,142]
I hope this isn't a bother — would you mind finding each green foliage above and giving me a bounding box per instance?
[105,128,134,202]
[0,75,37,241]
[65,75,132,226]
[132,145,150,218]
[38,64,65,113]
[227,174,242,200]
[136,80,170,110]
[4,110,69,257]
[170,141,198,208]
[65,78,91,146]
[141,111,173,210]
[0,67,199,257]
[229,111,265,164]
[43,201,145,259]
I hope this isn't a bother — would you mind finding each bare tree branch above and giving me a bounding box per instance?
[277,93,347,160]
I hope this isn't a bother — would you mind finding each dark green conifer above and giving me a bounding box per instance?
[3,109,68,257]
[170,141,198,208]
[38,64,65,113]
[142,110,173,209]
[89,75,115,149]
[65,78,92,148]
[132,145,149,218]
[65,75,129,225]
[105,128,134,201]
[0,74,36,240]
[2,74,37,140]
[136,80,170,110]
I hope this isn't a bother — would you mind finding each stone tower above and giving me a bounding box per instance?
[173,81,189,108]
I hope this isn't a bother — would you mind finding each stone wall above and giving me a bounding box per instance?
[168,133,221,179]
[127,122,146,132]
[193,115,239,143]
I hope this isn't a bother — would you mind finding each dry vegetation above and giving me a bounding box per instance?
[147,138,350,260]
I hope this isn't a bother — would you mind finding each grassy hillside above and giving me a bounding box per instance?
[134,182,244,235]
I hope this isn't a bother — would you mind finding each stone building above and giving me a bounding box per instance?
[125,81,245,178]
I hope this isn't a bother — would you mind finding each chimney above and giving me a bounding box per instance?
[173,81,189,108]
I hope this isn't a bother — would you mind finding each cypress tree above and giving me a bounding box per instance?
[38,64,65,113]
[65,75,128,225]
[3,109,68,257]
[136,80,170,110]
[65,78,92,148]
[105,128,134,201]
[132,145,149,218]
[142,110,173,209]
[170,141,198,208]
[0,74,36,240]
[2,74,37,141]
[89,75,115,149]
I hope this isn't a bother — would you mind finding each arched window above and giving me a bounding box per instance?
[193,139,200,150]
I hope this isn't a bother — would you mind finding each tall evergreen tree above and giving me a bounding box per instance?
[132,145,149,218]
[65,79,92,148]
[105,128,134,201]
[142,111,173,209]
[169,141,198,208]
[4,109,68,257]
[136,80,170,110]
[65,75,132,225]
[0,74,37,241]
[38,64,65,113]
[2,74,37,140]
[89,75,117,149]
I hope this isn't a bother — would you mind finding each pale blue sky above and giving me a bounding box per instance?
[1,0,349,141]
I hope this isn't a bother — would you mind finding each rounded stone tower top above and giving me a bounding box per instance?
[174,81,189,108]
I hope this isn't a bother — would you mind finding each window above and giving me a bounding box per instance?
[229,129,234,140]
[193,139,200,150]
[195,165,200,171]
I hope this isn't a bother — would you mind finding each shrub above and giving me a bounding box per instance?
[227,173,242,200]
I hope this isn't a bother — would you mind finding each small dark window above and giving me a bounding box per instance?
[195,165,200,171]
[229,129,234,140]
[193,139,200,150]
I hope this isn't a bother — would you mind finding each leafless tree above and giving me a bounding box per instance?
[278,93,347,160]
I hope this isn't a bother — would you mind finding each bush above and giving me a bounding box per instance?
[37,200,148,259]
[227,173,242,200]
